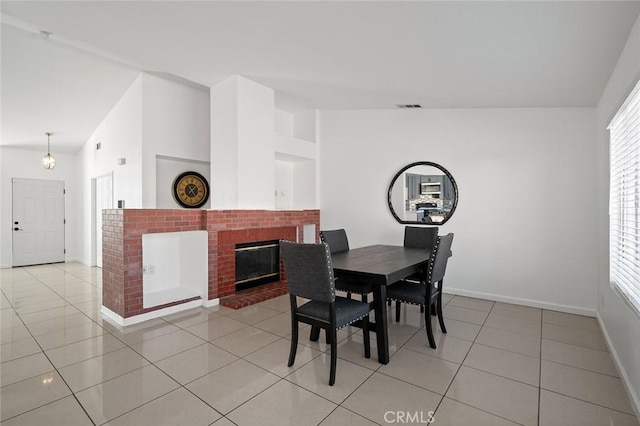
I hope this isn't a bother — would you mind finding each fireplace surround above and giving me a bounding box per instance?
[101,208,319,323]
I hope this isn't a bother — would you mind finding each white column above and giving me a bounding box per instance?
[210,76,275,209]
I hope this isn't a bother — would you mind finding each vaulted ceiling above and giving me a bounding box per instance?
[2,1,640,153]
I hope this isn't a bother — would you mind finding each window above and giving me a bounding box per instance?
[609,80,640,314]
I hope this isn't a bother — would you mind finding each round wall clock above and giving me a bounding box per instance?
[172,171,210,208]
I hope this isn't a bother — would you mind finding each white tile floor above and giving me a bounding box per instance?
[1,262,639,425]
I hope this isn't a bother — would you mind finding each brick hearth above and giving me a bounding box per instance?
[102,209,319,319]
[219,282,289,309]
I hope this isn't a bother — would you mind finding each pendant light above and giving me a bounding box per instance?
[42,132,56,170]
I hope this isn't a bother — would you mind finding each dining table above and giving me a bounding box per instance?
[330,244,432,364]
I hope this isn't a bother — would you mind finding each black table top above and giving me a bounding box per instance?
[330,244,431,286]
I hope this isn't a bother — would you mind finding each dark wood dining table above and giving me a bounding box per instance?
[330,244,431,364]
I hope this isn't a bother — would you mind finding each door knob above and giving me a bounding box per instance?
[14,227,21,231]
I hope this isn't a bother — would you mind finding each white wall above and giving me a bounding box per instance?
[141,73,210,208]
[210,76,239,209]
[275,160,293,209]
[74,72,210,264]
[0,147,79,267]
[77,75,143,264]
[319,108,598,314]
[595,13,640,414]
[156,156,210,209]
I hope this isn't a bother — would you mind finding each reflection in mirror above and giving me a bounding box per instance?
[388,161,458,225]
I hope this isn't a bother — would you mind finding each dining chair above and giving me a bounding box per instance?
[280,240,371,386]
[320,229,373,303]
[387,226,440,309]
[386,233,454,349]
[404,226,439,250]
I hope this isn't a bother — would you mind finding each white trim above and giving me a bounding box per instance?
[100,299,203,327]
[445,287,596,317]
[72,257,94,267]
[203,298,220,308]
[597,312,640,419]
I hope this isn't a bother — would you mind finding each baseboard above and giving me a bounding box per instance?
[0,263,11,269]
[69,258,93,266]
[203,298,220,308]
[596,312,640,419]
[445,286,597,317]
[100,299,203,327]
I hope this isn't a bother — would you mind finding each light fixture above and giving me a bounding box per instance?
[42,132,56,170]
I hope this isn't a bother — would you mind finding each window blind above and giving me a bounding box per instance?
[610,80,640,315]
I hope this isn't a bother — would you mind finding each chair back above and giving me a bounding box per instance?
[319,229,350,254]
[280,241,335,303]
[428,233,454,284]
[404,226,438,250]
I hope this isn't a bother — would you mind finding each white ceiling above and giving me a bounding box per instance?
[2,1,640,153]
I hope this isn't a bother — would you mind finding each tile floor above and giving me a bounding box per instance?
[1,262,639,425]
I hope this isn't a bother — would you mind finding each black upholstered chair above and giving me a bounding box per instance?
[280,240,371,386]
[386,233,454,349]
[403,226,439,284]
[404,226,439,250]
[320,229,373,302]
[387,226,440,309]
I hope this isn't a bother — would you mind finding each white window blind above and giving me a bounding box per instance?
[610,80,640,315]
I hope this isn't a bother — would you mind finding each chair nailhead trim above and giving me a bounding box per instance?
[338,312,370,330]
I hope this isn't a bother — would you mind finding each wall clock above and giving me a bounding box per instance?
[172,171,210,208]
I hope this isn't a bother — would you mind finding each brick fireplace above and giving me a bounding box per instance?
[102,209,320,321]
[218,228,294,293]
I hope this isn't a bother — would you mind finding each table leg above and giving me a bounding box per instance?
[372,284,389,364]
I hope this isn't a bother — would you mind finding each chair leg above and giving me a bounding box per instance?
[424,306,436,349]
[329,328,337,386]
[288,319,299,367]
[430,303,436,316]
[437,284,447,334]
[424,282,437,349]
[361,293,367,303]
[346,291,352,300]
[309,325,321,342]
[362,315,371,359]
[395,300,401,322]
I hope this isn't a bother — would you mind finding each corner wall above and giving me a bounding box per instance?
[141,73,211,208]
[76,74,144,265]
[595,12,640,415]
[75,72,210,265]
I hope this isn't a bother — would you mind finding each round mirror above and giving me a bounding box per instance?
[388,161,458,225]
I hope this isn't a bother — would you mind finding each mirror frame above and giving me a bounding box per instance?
[387,161,459,225]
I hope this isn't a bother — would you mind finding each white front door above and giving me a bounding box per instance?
[95,174,113,268]
[12,179,65,267]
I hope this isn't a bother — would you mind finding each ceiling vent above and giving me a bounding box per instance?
[396,104,422,109]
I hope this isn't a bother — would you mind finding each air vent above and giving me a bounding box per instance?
[396,104,422,109]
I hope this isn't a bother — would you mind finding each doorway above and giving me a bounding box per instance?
[12,178,65,267]
[94,173,113,268]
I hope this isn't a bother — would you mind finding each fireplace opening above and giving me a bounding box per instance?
[235,240,280,291]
